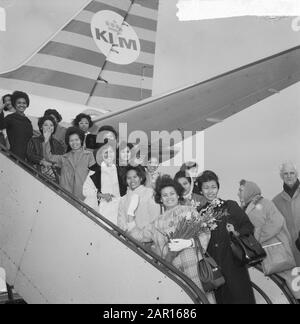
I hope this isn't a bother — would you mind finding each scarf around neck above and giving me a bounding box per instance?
[283,179,300,198]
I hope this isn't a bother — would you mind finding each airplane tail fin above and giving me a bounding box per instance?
[0,0,159,112]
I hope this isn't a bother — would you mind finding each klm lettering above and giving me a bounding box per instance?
[95,28,138,50]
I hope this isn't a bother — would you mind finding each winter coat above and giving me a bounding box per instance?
[118,185,160,236]
[0,112,33,160]
[27,135,65,170]
[43,143,95,200]
[204,200,256,304]
[273,186,300,266]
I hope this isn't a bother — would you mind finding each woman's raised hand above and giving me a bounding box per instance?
[43,128,52,143]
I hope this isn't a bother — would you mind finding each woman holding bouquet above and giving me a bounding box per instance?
[128,175,215,303]
[197,170,255,304]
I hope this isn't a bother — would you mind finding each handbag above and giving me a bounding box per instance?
[230,232,267,267]
[194,236,225,292]
[262,240,296,275]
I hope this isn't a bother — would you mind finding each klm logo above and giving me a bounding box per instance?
[91,11,141,65]
[95,28,138,51]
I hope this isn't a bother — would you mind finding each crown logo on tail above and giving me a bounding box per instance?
[105,20,123,35]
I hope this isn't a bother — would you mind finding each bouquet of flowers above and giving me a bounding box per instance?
[168,199,226,240]
[190,199,202,211]
[164,199,228,261]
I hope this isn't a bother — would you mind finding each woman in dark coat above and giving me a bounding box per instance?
[27,115,65,182]
[0,91,33,160]
[197,170,255,304]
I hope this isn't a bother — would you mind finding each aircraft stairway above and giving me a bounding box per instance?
[0,145,297,304]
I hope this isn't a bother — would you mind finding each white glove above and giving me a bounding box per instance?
[127,193,140,217]
[168,239,192,252]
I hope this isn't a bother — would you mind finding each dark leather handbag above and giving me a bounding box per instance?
[296,232,300,252]
[194,236,225,292]
[230,232,267,267]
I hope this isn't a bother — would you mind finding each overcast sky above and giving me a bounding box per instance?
[153,0,300,199]
[153,0,300,94]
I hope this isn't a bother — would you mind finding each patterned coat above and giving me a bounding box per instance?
[129,205,210,295]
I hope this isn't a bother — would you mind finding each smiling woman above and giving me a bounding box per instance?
[0,91,33,160]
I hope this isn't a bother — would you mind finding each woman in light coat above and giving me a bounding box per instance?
[43,127,96,200]
[82,170,99,210]
[273,162,300,266]
[238,180,299,299]
[118,165,160,241]
[88,144,126,225]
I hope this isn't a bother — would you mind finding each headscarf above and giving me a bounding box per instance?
[242,180,262,206]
